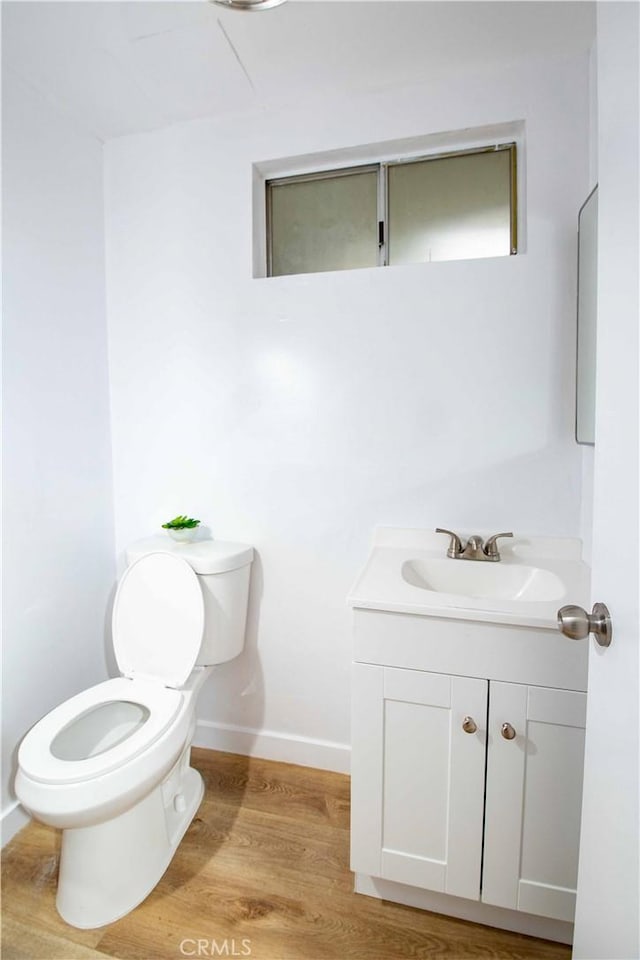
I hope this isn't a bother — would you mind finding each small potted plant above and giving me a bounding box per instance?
[162,515,201,542]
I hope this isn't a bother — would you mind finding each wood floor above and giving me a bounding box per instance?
[2,749,571,960]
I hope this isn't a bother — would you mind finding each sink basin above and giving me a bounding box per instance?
[401,558,566,602]
[348,529,589,628]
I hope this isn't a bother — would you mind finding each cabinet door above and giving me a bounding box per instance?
[482,682,587,922]
[351,664,487,900]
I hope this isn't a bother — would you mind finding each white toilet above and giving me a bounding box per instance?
[15,536,253,929]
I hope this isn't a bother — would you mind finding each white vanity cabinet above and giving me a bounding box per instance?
[350,607,589,940]
[482,681,586,922]
[351,665,488,901]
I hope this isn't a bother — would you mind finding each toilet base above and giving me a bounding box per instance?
[56,745,204,928]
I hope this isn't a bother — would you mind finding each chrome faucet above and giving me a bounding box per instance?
[435,528,513,562]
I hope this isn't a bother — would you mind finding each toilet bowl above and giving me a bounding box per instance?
[16,676,187,829]
[15,540,253,929]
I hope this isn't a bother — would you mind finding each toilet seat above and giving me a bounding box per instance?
[18,677,183,786]
[19,553,205,789]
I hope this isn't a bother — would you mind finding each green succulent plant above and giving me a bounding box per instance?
[162,515,201,531]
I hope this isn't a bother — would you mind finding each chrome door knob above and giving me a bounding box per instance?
[501,722,516,740]
[462,716,477,734]
[557,602,612,647]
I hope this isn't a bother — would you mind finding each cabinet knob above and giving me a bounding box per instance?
[462,716,477,734]
[501,722,516,740]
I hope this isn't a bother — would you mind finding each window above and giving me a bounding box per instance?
[266,144,517,278]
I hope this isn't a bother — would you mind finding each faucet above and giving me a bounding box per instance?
[435,528,513,562]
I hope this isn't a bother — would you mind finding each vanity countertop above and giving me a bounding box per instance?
[348,527,590,630]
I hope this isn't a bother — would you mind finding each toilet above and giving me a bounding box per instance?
[15,537,253,929]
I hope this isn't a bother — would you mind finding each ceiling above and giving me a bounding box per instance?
[2,1,596,141]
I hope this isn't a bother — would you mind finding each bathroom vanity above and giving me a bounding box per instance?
[348,528,590,944]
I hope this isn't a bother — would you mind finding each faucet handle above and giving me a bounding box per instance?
[483,532,514,560]
[435,528,463,559]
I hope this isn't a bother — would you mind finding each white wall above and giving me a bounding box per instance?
[1,72,115,839]
[105,53,589,769]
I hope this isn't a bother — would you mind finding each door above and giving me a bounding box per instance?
[350,664,487,900]
[482,682,586,923]
[572,6,640,958]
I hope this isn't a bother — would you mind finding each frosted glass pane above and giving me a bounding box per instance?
[388,150,513,265]
[269,171,378,277]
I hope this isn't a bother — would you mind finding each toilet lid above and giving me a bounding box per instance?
[112,552,204,688]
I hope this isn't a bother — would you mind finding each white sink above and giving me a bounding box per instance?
[401,558,566,602]
[348,528,589,629]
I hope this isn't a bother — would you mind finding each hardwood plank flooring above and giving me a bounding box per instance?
[2,749,571,960]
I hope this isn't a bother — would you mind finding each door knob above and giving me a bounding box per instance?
[557,602,612,647]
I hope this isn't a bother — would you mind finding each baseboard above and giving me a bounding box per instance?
[354,874,574,945]
[194,719,350,774]
[1,801,30,848]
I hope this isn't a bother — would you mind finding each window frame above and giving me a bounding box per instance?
[265,142,517,277]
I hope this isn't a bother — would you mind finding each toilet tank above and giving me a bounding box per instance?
[125,536,253,665]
